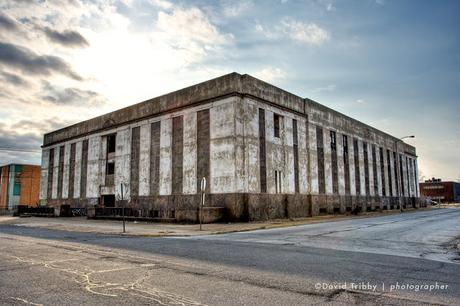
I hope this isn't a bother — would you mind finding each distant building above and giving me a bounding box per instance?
[420,178,460,203]
[40,73,421,222]
[0,164,41,210]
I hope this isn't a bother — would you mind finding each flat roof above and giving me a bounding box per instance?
[42,72,416,154]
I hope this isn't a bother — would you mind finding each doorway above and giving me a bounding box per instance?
[102,194,115,207]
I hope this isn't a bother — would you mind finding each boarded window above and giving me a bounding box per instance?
[13,183,21,196]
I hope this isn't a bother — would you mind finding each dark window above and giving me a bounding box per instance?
[379,147,386,196]
[387,149,393,196]
[259,109,267,193]
[274,113,281,138]
[107,134,116,153]
[330,131,337,151]
[343,135,348,155]
[353,139,361,195]
[107,162,115,175]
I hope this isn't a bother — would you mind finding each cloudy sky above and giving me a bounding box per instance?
[0,0,459,181]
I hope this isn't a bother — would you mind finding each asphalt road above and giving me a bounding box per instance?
[0,208,459,305]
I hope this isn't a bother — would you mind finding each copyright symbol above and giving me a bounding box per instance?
[315,283,321,290]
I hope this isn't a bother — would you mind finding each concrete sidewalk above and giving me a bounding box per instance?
[0,207,436,237]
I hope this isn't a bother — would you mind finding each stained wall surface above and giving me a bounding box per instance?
[40,73,421,221]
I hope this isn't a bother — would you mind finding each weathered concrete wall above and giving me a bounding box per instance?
[210,98,236,194]
[39,149,49,202]
[73,141,82,199]
[159,118,172,195]
[39,73,420,221]
[183,112,197,194]
[139,124,151,196]
[62,144,70,199]
[115,129,131,200]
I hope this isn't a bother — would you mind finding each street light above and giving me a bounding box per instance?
[395,135,415,212]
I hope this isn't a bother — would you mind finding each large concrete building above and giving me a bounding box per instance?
[39,73,421,222]
[0,164,41,210]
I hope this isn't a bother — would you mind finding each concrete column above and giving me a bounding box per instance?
[324,129,333,195]
[39,149,49,201]
[375,147,382,196]
[415,158,420,197]
[115,128,131,199]
[349,138,356,196]
[234,99,246,193]
[389,152,396,196]
[308,123,318,194]
[52,148,59,199]
[242,99,260,193]
[86,136,101,199]
[402,155,409,197]
[62,143,71,199]
[337,133,345,195]
[358,140,366,196]
[139,124,151,196]
[265,109,276,194]
[182,112,197,194]
[383,149,390,197]
[368,145,374,196]
[73,141,82,199]
[408,157,414,197]
[210,100,236,194]
[100,136,107,188]
[284,117,295,193]
[159,119,172,195]
[298,118,309,194]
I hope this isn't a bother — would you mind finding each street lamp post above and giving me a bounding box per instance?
[395,135,415,212]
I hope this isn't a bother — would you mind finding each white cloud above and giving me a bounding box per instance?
[221,0,254,17]
[280,18,330,45]
[150,0,173,10]
[253,67,287,82]
[256,18,330,46]
[156,7,231,48]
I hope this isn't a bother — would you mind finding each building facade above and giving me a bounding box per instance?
[420,178,460,203]
[0,164,41,210]
[39,73,421,221]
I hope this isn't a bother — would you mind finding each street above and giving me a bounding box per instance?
[0,208,459,305]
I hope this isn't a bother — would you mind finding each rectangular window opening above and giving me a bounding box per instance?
[107,134,116,153]
[107,162,115,175]
[274,113,282,138]
[330,131,337,151]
